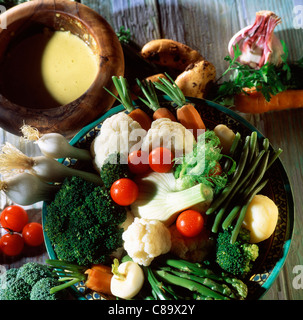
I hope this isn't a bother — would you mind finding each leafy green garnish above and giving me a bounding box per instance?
[116,26,131,44]
[214,41,303,105]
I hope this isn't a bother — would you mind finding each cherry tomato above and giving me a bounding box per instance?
[110,178,139,206]
[176,210,205,237]
[149,147,174,173]
[0,233,24,256]
[0,205,28,232]
[209,162,222,176]
[128,150,150,174]
[22,222,44,247]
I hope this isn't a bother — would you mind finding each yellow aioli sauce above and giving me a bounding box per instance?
[0,30,99,108]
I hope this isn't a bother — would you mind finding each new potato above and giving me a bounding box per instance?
[242,194,279,243]
[175,59,216,99]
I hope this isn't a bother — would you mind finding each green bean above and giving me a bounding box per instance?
[212,207,228,233]
[211,149,266,232]
[164,259,219,279]
[248,131,257,164]
[241,150,269,199]
[154,270,230,300]
[221,204,242,230]
[206,136,250,215]
[230,132,242,155]
[219,149,266,230]
[230,179,269,244]
[267,148,283,170]
[263,138,269,151]
[223,132,241,172]
[144,267,174,300]
[165,268,237,299]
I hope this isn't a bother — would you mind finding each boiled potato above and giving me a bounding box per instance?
[175,59,216,99]
[214,124,236,154]
[242,194,278,243]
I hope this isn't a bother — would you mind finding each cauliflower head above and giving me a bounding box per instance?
[168,224,214,262]
[140,118,196,158]
[91,112,146,171]
[122,217,171,266]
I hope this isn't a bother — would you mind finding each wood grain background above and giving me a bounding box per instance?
[1,0,302,300]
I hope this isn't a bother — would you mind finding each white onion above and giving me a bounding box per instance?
[0,173,60,205]
[0,142,102,185]
[21,125,91,160]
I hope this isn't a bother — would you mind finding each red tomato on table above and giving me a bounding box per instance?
[0,205,28,232]
[0,233,24,256]
[22,222,44,247]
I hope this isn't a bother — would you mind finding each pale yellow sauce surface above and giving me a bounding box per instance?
[41,30,99,106]
[0,30,99,108]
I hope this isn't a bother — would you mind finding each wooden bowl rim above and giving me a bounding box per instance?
[0,0,124,136]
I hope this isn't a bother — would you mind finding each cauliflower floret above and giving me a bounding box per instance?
[122,217,171,266]
[168,224,214,262]
[140,118,196,158]
[91,112,146,171]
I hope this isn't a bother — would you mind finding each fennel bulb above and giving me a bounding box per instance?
[131,172,213,226]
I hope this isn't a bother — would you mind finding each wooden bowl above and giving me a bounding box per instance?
[0,0,124,137]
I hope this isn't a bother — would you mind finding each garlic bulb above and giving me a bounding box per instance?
[228,11,284,69]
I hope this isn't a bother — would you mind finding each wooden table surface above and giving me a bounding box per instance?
[0,0,302,300]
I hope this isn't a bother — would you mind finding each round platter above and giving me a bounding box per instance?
[42,96,294,300]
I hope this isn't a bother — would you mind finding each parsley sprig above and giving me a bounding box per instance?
[214,41,303,105]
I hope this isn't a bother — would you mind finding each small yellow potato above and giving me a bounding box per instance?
[175,59,216,99]
[242,194,279,243]
[213,124,236,154]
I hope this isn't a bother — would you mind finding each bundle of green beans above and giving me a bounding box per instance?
[144,258,247,300]
[206,131,282,243]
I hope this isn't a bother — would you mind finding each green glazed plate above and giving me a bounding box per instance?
[42,96,294,300]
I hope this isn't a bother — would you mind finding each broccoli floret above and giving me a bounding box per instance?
[0,267,18,287]
[45,176,96,240]
[16,262,53,287]
[100,152,132,188]
[30,277,64,300]
[216,227,259,278]
[45,176,127,266]
[0,268,20,300]
[1,278,31,300]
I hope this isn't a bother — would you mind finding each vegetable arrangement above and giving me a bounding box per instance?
[48,75,287,300]
[0,24,287,300]
[213,10,303,112]
[206,130,282,244]
[1,69,283,300]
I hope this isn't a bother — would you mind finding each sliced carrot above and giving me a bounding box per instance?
[128,108,152,131]
[235,89,303,113]
[153,107,177,121]
[84,264,113,295]
[176,103,206,139]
